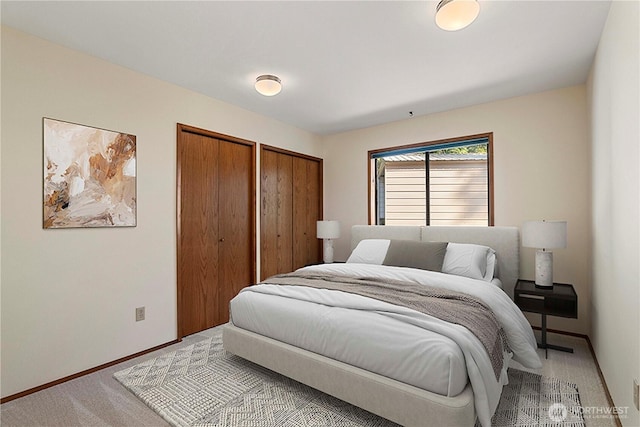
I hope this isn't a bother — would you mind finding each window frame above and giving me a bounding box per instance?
[367,132,494,226]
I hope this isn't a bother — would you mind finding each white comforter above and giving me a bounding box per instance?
[232,263,541,427]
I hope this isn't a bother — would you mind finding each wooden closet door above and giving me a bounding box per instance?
[260,149,279,279]
[260,149,293,280]
[178,124,255,338]
[305,159,321,264]
[178,132,220,337]
[276,153,294,274]
[293,157,321,269]
[261,150,297,279]
[261,146,323,279]
[217,139,254,324]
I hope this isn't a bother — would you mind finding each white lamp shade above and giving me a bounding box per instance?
[522,221,567,249]
[317,220,340,239]
[435,0,480,31]
[255,75,282,96]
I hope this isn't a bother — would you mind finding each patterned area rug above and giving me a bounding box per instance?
[114,330,584,427]
[480,369,584,427]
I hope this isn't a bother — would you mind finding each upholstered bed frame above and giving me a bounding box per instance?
[350,225,520,299]
[223,225,519,427]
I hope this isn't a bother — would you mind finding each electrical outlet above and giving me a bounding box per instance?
[634,379,639,411]
[135,306,145,322]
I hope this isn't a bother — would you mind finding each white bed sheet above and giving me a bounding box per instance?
[231,289,469,396]
[230,263,541,427]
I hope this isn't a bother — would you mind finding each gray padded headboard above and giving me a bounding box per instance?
[351,225,520,299]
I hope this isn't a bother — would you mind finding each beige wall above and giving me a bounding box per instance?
[322,85,591,335]
[0,26,321,398]
[588,1,640,425]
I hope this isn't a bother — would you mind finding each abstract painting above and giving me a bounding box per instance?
[43,118,136,228]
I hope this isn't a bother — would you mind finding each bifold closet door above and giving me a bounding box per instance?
[178,125,255,338]
[261,146,323,280]
[216,140,254,324]
[260,149,293,279]
[293,157,321,268]
[178,131,220,337]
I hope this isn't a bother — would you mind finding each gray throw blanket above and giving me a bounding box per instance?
[264,271,509,380]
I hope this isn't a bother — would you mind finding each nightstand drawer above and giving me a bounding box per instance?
[545,297,577,318]
[514,279,578,319]
[514,293,545,313]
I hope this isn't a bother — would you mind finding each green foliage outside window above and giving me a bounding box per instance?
[430,143,487,155]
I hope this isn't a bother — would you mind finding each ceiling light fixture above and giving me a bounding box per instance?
[435,0,480,31]
[255,74,282,96]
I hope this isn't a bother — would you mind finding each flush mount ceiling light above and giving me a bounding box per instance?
[435,0,480,31]
[255,74,282,96]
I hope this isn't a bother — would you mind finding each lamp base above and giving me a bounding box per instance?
[323,239,334,264]
[534,250,553,288]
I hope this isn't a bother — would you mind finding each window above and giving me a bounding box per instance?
[368,133,493,226]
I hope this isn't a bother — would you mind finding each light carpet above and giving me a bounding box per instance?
[114,331,585,427]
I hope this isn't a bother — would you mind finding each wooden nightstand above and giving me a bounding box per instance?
[514,279,578,358]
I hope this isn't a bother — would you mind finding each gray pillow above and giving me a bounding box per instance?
[382,240,448,272]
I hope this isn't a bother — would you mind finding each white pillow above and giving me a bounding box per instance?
[346,239,391,264]
[485,251,497,282]
[442,243,496,282]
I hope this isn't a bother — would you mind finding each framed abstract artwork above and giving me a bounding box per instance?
[43,118,137,228]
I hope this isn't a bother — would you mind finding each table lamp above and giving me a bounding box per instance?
[522,220,567,288]
[317,220,340,263]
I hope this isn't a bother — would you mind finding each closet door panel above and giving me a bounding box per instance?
[292,157,309,270]
[260,146,322,279]
[217,140,253,324]
[178,132,219,337]
[276,154,294,274]
[305,159,321,264]
[178,124,255,338]
[260,149,279,279]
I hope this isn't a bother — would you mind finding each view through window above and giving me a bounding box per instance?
[369,134,493,226]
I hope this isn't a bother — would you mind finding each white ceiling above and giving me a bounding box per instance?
[1,1,611,135]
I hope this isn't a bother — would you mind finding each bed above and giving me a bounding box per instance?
[223,225,541,427]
